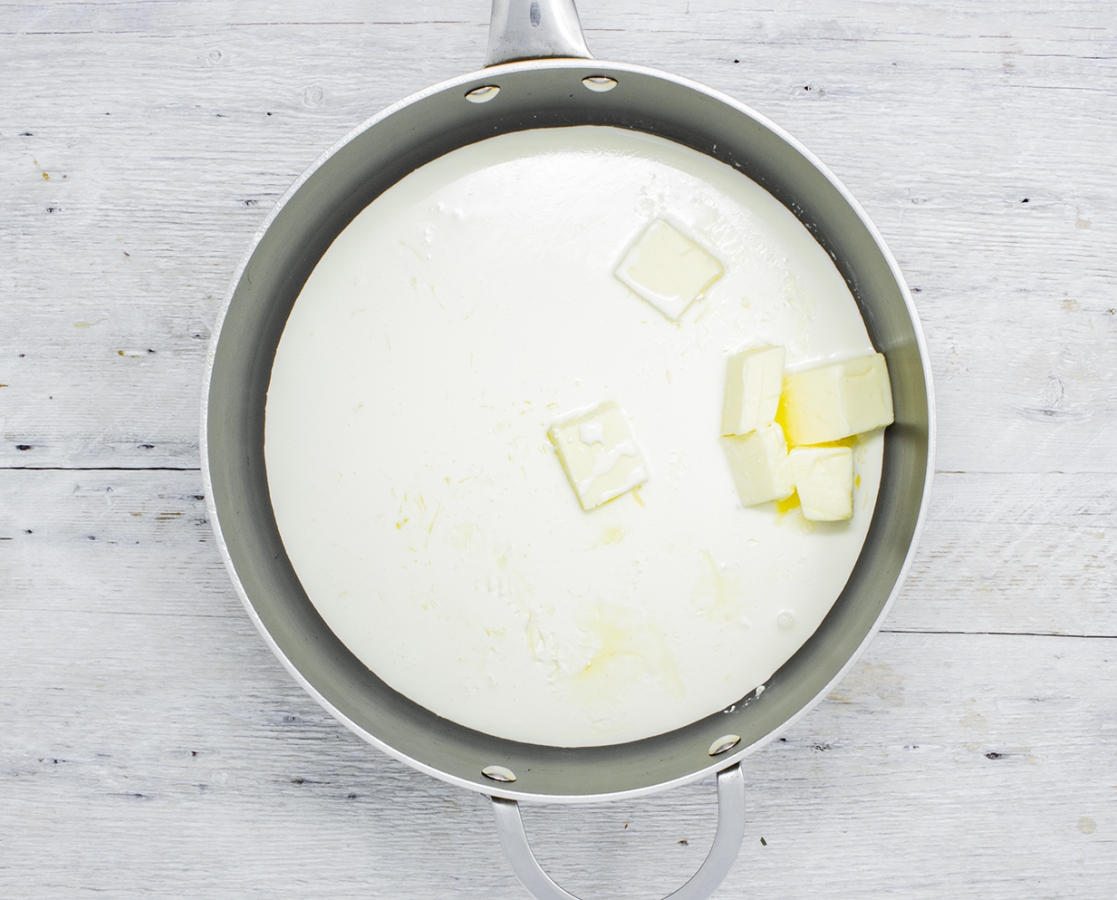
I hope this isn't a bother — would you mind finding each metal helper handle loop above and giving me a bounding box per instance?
[490,765,745,900]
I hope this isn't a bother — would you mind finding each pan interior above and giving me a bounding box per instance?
[263,125,886,748]
[206,61,931,801]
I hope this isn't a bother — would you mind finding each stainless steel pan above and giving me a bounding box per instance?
[202,2,935,897]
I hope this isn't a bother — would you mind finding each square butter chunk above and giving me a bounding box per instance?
[789,446,854,521]
[614,219,723,320]
[548,402,649,511]
[722,345,785,436]
[721,423,794,507]
[781,352,894,446]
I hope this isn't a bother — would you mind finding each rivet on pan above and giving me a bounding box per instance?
[482,764,517,783]
[465,85,501,104]
[708,734,742,757]
[582,75,618,93]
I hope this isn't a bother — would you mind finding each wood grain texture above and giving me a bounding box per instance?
[3,468,1114,637]
[1,465,1113,895]
[2,471,1115,897]
[2,1,1115,898]
[3,1,1116,472]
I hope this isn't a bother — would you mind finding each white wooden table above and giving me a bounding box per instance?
[2,2,1115,897]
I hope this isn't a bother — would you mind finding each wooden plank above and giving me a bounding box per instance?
[893,471,1117,637]
[1,1,1115,471]
[0,5,486,469]
[2,613,1113,897]
[1,468,1113,896]
[4,468,1114,636]
[0,470,228,612]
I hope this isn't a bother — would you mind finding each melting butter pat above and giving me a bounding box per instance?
[722,345,785,436]
[789,447,854,521]
[549,402,649,511]
[721,423,794,507]
[782,353,894,445]
[614,219,723,320]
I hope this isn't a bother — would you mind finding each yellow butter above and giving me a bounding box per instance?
[548,402,649,511]
[614,219,723,321]
[721,345,785,436]
[789,446,854,521]
[782,352,894,445]
[721,423,794,507]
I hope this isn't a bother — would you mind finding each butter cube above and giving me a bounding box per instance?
[721,423,794,507]
[789,447,854,521]
[548,402,649,510]
[722,345,785,436]
[782,353,894,446]
[615,219,723,320]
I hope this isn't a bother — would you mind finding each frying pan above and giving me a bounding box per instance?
[201,1,935,897]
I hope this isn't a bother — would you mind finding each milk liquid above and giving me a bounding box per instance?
[265,127,884,747]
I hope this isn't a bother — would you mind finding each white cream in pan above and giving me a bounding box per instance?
[264,126,884,747]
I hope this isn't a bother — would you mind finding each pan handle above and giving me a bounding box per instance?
[490,764,745,900]
[486,0,593,66]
